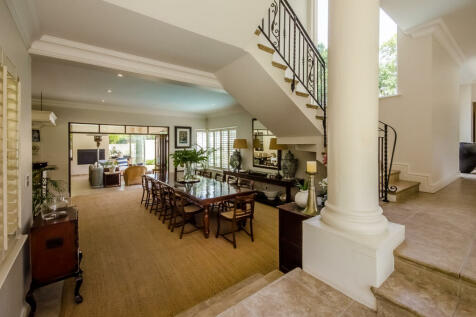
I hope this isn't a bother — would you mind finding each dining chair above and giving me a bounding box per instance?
[214,173,225,182]
[169,190,204,239]
[141,176,153,208]
[195,170,202,176]
[202,170,212,178]
[226,175,238,185]
[216,194,256,248]
[149,181,161,214]
[237,178,254,189]
[160,185,175,225]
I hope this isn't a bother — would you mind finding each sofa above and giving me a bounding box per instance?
[124,165,147,186]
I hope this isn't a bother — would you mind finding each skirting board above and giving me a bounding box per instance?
[392,162,460,193]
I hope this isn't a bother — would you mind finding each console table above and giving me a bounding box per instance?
[26,207,83,316]
[223,170,295,203]
[278,202,321,273]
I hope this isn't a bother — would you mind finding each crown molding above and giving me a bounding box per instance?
[29,35,223,90]
[406,18,465,66]
[32,98,207,119]
[5,0,40,48]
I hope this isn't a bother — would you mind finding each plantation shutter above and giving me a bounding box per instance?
[0,65,4,251]
[208,131,214,167]
[228,129,236,169]
[214,130,221,168]
[6,71,19,235]
[221,129,229,169]
[196,130,207,150]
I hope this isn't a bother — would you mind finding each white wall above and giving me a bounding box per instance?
[459,84,472,142]
[33,105,206,191]
[380,29,462,192]
[0,0,32,316]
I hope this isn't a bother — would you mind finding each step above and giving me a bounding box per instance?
[263,270,284,283]
[296,91,309,98]
[176,274,273,317]
[372,271,460,317]
[175,273,264,317]
[271,61,287,70]
[389,169,400,183]
[315,115,324,120]
[387,180,419,202]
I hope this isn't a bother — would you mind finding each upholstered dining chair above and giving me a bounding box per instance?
[169,190,204,239]
[216,194,256,248]
[201,170,212,178]
[214,173,225,182]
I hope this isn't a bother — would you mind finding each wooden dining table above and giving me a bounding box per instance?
[147,174,256,238]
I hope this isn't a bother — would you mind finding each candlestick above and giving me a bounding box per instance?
[303,172,318,216]
[306,161,317,174]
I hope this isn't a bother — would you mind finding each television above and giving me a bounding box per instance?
[77,149,105,165]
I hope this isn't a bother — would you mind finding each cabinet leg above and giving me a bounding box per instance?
[26,288,36,317]
[74,272,83,304]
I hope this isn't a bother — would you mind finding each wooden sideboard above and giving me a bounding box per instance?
[223,170,295,204]
[278,202,320,273]
[26,207,83,316]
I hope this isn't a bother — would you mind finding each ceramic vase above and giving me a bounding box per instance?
[295,190,308,208]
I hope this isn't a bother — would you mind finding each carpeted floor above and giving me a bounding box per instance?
[60,188,278,317]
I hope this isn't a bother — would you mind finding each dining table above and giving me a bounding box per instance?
[146,174,256,238]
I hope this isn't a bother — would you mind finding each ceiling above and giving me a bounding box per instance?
[381,0,474,31]
[32,0,245,72]
[32,56,238,115]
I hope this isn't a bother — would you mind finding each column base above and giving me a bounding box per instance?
[302,215,405,309]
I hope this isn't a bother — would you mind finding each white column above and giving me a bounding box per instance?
[302,0,405,309]
[321,0,387,235]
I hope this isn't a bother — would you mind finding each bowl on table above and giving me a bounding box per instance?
[263,190,278,200]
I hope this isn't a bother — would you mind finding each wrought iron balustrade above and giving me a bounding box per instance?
[259,0,327,145]
[379,121,397,201]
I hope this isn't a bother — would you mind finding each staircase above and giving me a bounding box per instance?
[216,0,327,162]
[175,270,284,317]
[372,250,476,316]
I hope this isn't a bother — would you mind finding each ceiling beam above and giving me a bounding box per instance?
[29,35,224,91]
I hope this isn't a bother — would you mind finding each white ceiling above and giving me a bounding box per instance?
[32,56,238,115]
[381,0,474,31]
[32,0,245,72]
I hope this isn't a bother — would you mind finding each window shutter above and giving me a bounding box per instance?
[221,129,229,169]
[0,65,4,251]
[6,72,19,235]
[214,130,221,168]
[208,131,214,167]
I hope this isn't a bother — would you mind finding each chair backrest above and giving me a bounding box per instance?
[215,173,224,182]
[237,178,254,189]
[202,171,212,178]
[233,194,256,219]
[195,170,202,176]
[227,175,238,184]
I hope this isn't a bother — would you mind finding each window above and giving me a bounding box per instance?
[196,128,236,169]
[0,58,21,256]
[314,1,398,97]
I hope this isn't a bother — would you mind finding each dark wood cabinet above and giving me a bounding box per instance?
[278,202,314,273]
[104,171,121,187]
[26,207,83,316]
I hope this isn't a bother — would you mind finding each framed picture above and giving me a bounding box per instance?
[175,126,191,148]
[32,129,40,142]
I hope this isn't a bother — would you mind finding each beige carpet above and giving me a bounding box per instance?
[60,188,278,317]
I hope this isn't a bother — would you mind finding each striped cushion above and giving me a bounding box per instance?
[116,158,128,167]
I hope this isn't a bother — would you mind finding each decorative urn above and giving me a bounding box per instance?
[282,150,298,179]
[229,150,242,172]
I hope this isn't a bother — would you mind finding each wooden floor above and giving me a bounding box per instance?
[60,188,279,317]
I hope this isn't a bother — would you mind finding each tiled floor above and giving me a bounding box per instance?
[382,174,476,281]
[71,174,140,197]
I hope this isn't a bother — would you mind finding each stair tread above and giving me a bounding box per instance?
[373,271,460,317]
[263,270,284,283]
[388,180,419,194]
[182,276,272,317]
[175,273,264,317]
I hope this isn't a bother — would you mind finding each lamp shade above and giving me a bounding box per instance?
[233,139,248,149]
[269,138,288,150]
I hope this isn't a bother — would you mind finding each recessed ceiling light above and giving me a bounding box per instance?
[101,99,105,103]
[117,73,123,77]
[107,89,112,93]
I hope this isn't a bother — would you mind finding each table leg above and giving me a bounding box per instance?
[286,185,291,202]
[203,205,210,238]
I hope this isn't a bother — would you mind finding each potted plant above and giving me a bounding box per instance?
[170,147,213,181]
[294,179,309,208]
[318,177,328,206]
[32,166,65,217]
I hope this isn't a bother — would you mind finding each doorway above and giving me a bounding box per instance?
[67,123,169,196]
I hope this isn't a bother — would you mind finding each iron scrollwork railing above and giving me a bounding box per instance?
[379,121,397,202]
[259,0,327,146]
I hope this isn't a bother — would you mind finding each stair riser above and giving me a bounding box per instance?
[376,296,418,317]
[389,171,400,184]
[387,184,419,202]
[395,257,460,297]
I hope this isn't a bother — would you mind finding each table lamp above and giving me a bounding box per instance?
[269,138,288,178]
[230,139,248,171]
